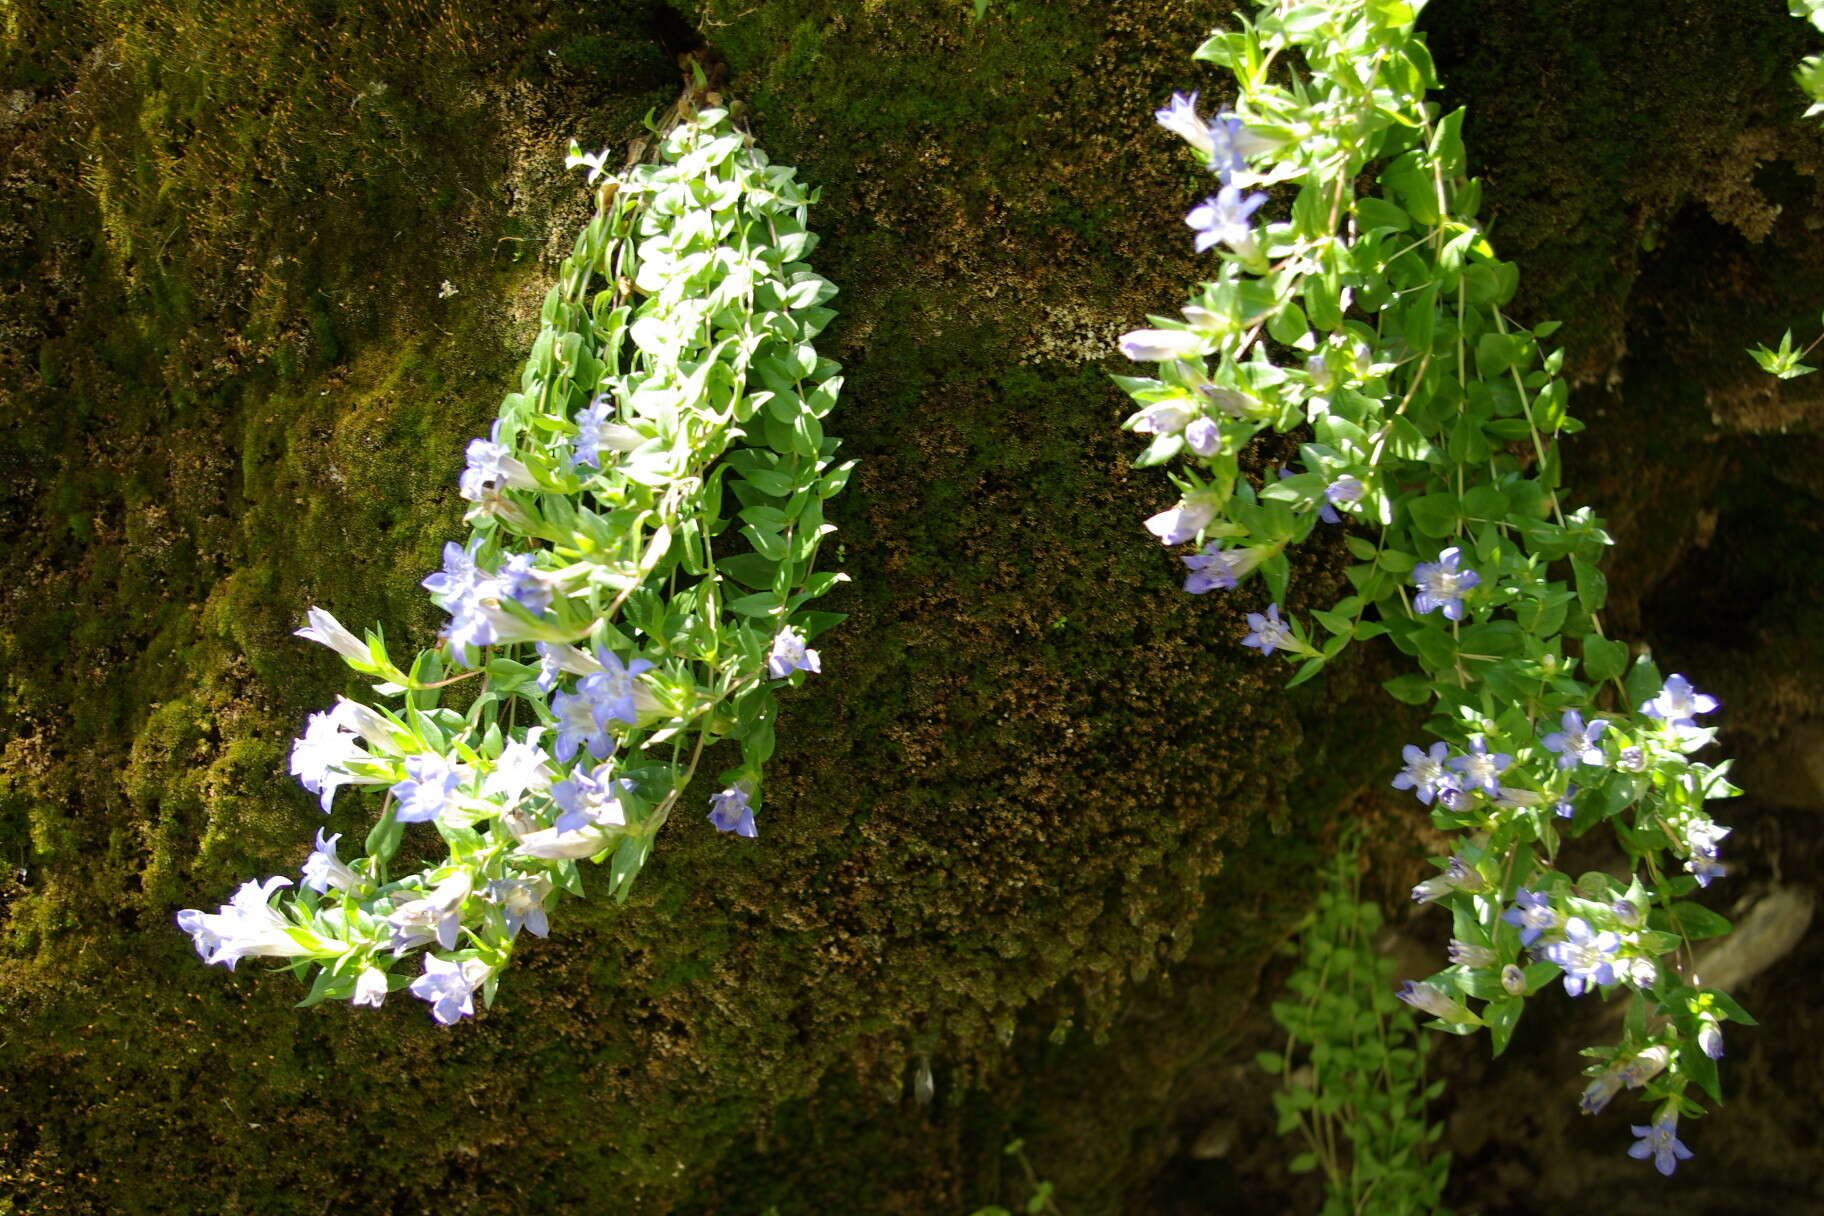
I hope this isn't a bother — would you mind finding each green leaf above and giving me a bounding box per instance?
[1666,902,1733,941]
[1382,673,1433,705]
[1485,997,1522,1057]
[1408,492,1459,539]
[1582,635,1627,683]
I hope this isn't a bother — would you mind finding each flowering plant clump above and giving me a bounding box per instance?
[179,89,851,1022]
[1122,0,1748,1172]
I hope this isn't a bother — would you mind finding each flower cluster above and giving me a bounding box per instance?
[1124,0,1746,1175]
[178,96,850,1022]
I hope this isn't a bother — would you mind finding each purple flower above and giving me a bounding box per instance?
[551,764,632,833]
[1684,818,1729,859]
[1204,113,1251,178]
[584,647,655,724]
[487,877,551,938]
[290,708,370,813]
[1554,784,1579,819]
[1642,673,1719,728]
[391,752,466,825]
[1618,1045,1670,1089]
[483,732,553,806]
[551,687,617,765]
[497,553,554,615]
[1502,888,1558,947]
[1131,401,1194,436]
[1686,855,1727,888]
[1241,603,1293,656]
[569,399,627,474]
[1411,547,1480,621]
[1698,1018,1725,1060]
[1318,474,1364,524]
[708,785,758,838]
[422,540,498,659]
[1395,980,1474,1023]
[1182,542,1265,595]
[409,954,486,1025]
[1155,91,1213,156]
[768,627,821,679]
[1145,495,1217,546]
[386,876,470,953]
[176,876,297,970]
[1612,898,1643,928]
[1628,1116,1693,1177]
[301,829,357,894]
[1447,735,1511,793]
[1184,416,1221,457]
[1391,741,1453,805]
[458,420,537,502]
[1542,710,1608,769]
[1413,853,1488,903]
[1543,917,1622,997]
[1580,1067,1625,1115]
[1186,184,1266,254]
[534,641,592,693]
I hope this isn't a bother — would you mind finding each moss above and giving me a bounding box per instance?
[5,0,1824,1212]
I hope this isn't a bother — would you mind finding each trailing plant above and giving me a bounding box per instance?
[1749,0,1824,378]
[1120,0,1746,1174]
[1260,849,1447,1215]
[177,82,852,1022]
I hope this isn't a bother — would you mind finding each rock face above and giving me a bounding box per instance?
[0,2,1820,1213]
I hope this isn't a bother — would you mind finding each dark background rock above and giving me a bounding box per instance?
[0,1,1818,1212]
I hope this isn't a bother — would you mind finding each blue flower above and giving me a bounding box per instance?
[1554,784,1579,819]
[551,687,617,765]
[1580,1066,1625,1115]
[392,752,466,825]
[458,420,537,502]
[1542,917,1622,997]
[1698,1017,1725,1060]
[1542,709,1609,769]
[551,763,632,833]
[1155,91,1218,162]
[497,553,554,615]
[585,647,656,723]
[708,785,758,837]
[1686,855,1727,888]
[1411,546,1480,621]
[1318,474,1364,524]
[386,876,470,953]
[768,627,821,679]
[176,876,297,970]
[1642,673,1719,728]
[1447,735,1511,793]
[1186,183,1266,253]
[1628,1115,1693,1177]
[290,708,370,813]
[1181,543,1266,595]
[1145,495,1217,546]
[572,396,614,470]
[422,540,498,660]
[301,829,357,894]
[487,877,551,938]
[1391,741,1453,805]
[1502,888,1558,947]
[1241,603,1292,655]
[409,954,485,1025]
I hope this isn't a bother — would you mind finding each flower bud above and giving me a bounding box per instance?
[1501,964,1527,996]
[1119,329,1204,363]
[1448,940,1496,968]
[352,966,389,1008]
[1396,980,1475,1023]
